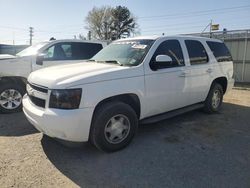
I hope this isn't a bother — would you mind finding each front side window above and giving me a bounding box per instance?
[206,41,232,62]
[92,40,154,66]
[61,44,72,58]
[44,45,55,59]
[43,43,72,60]
[151,40,185,69]
[185,40,208,65]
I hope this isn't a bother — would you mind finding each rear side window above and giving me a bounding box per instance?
[72,43,103,60]
[206,41,232,62]
[151,39,185,69]
[185,40,208,65]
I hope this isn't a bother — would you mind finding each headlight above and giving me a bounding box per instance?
[49,89,82,109]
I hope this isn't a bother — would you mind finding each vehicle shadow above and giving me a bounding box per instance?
[0,112,38,136]
[41,103,250,188]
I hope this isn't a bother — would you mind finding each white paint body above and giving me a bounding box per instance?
[23,35,234,142]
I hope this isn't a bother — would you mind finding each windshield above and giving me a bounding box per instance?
[91,39,154,66]
[16,42,49,57]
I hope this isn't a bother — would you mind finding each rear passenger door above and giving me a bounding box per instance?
[183,40,213,104]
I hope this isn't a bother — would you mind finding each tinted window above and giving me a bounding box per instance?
[206,41,232,62]
[44,45,55,59]
[151,40,185,69]
[43,43,72,60]
[72,43,103,60]
[185,40,208,65]
[61,44,72,58]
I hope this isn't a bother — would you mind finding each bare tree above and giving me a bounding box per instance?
[85,6,113,40]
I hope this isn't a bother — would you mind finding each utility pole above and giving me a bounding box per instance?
[88,31,92,40]
[29,27,34,45]
[209,20,212,38]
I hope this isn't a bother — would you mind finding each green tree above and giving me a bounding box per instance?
[110,6,136,40]
[85,6,138,40]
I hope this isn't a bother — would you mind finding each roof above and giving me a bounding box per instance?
[116,35,222,43]
[46,39,107,46]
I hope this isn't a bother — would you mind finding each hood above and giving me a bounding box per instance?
[0,54,16,60]
[28,62,143,89]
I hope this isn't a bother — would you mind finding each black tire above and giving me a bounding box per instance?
[0,82,25,113]
[90,101,138,152]
[203,83,223,113]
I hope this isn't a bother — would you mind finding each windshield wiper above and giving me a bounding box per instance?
[87,59,96,62]
[95,60,123,66]
[104,60,123,66]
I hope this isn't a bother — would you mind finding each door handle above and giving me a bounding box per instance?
[206,68,213,73]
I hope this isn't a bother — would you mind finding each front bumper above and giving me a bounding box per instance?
[22,94,94,142]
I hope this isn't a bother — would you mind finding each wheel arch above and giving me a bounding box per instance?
[0,76,27,89]
[93,93,141,119]
[211,77,228,94]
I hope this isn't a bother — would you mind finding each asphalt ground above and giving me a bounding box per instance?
[0,89,250,188]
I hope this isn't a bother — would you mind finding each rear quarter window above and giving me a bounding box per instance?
[206,41,233,62]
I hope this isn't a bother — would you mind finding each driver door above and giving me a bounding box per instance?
[33,42,82,71]
[143,39,190,117]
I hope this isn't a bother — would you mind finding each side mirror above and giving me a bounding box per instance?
[36,54,45,65]
[155,55,172,63]
[150,55,173,71]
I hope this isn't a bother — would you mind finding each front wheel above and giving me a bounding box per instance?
[204,83,223,113]
[90,102,138,152]
[0,82,25,113]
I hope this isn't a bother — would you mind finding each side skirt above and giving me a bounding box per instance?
[140,103,204,124]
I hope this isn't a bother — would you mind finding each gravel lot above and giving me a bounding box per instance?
[0,89,250,188]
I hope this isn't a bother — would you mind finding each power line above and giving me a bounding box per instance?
[0,25,27,31]
[142,25,207,33]
[141,17,250,32]
[139,8,250,22]
[139,5,250,19]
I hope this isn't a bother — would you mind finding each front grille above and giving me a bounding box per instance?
[29,83,48,93]
[28,94,46,108]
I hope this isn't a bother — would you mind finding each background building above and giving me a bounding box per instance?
[189,29,250,83]
[0,44,29,55]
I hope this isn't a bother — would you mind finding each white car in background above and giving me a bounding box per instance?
[23,35,234,152]
[0,39,106,113]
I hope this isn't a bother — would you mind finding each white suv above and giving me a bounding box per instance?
[23,35,234,152]
[0,39,105,113]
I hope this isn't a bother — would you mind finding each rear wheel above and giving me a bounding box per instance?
[90,102,138,152]
[204,83,223,113]
[0,83,25,113]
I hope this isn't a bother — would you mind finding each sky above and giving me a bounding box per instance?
[0,0,249,44]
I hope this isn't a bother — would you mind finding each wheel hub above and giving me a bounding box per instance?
[212,90,221,109]
[0,89,22,110]
[104,114,130,144]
